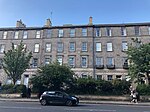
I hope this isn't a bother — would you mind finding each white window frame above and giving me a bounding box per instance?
[96,42,102,52]
[121,27,127,36]
[34,44,40,52]
[82,42,87,51]
[14,31,19,39]
[0,44,5,53]
[58,29,63,37]
[122,42,128,51]
[14,44,17,49]
[44,56,52,65]
[95,28,101,37]
[68,56,75,68]
[47,29,52,38]
[107,57,114,65]
[36,31,41,38]
[70,29,75,37]
[57,42,63,52]
[23,31,28,39]
[96,57,103,66]
[69,42,75,52]
[82,28,87,36]
[81,56,88,68]
[57,56,63,65]
[3,31,7,39]
[107,42,113,51]
[45,43,51,52]
[106,27,111,36]
[32,58,38,68]
[135,26,140,36]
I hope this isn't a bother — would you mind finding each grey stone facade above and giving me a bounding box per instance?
[0,19,150,85]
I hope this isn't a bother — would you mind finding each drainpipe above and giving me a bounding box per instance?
[92,26,96,79]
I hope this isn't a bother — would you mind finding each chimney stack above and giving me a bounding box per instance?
[16,19,26,28]
[44,18,52,27]
[88,16,93,25]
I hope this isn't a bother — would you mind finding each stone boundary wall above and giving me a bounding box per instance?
[0,94,150,102]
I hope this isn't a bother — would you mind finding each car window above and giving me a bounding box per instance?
[55,92,63,97]
[47,91,55,96]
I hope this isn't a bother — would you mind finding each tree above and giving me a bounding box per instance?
[2,41,32,85]
[31,62,75,94]
[127,38,150,85]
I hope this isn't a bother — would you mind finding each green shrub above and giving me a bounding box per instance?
[1,84,27,94]
[1,84,14,93]
[96,80,113,95]
[136,84,150,95]
[75,78,97,94]
[112,80,131,95]
[13,84,27,93]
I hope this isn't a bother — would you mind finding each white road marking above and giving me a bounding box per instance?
[65,108,116,112]
[0,106,41,110]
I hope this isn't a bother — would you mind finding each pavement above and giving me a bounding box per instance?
[0,97,150,106]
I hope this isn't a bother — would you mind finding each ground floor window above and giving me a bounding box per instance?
[97,75,102,80]
[107,75,113,80]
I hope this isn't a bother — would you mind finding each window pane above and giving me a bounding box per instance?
[107,57,114,65]
[95,28,101,37]
[135,26,140,36]
[44,56,52,65]
[23,31,28,39]
[96,43,102,51]
[107,75,112,80]
[14,31,19,39]
[69,42,75,52]
[70,29,75,37]
[0,44,5,53]
[82,42,87,51]
[57,42,63,52]
[32,58,38,68]
[47,29,52,38]
[57,56,63,65]
[97,75,102,80]
[81,56,87,67]
[45,43,51,52]
[36,31,41,38]
[107,43,113,51]
[58,29,63,37]
[14,44,17,49]
[121,27,126,36]
[69,56,75,67]
[122,42,128,51]
[149,27,150,35]
[82,28,87,36]
[106,27,111,36]
[34,44,40,52]
[3,31,7,39]
[96,57,103,65]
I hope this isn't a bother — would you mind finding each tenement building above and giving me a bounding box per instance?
[0,17,150,86]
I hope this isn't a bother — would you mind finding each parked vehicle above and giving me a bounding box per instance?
[39,91,79,106]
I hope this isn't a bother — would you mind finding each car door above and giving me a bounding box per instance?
[47,92,55,104]
[54,92,66,104]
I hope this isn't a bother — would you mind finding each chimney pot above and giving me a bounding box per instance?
[16,19,26,28]
[44,18,52,27]
[89,16,93,25]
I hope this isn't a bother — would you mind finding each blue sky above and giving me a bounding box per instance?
[0,0,150,27]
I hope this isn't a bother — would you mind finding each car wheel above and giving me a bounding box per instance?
[66,100,73,106]
[41,99,47,106]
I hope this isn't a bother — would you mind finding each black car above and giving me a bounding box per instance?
[39,91,79,106]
